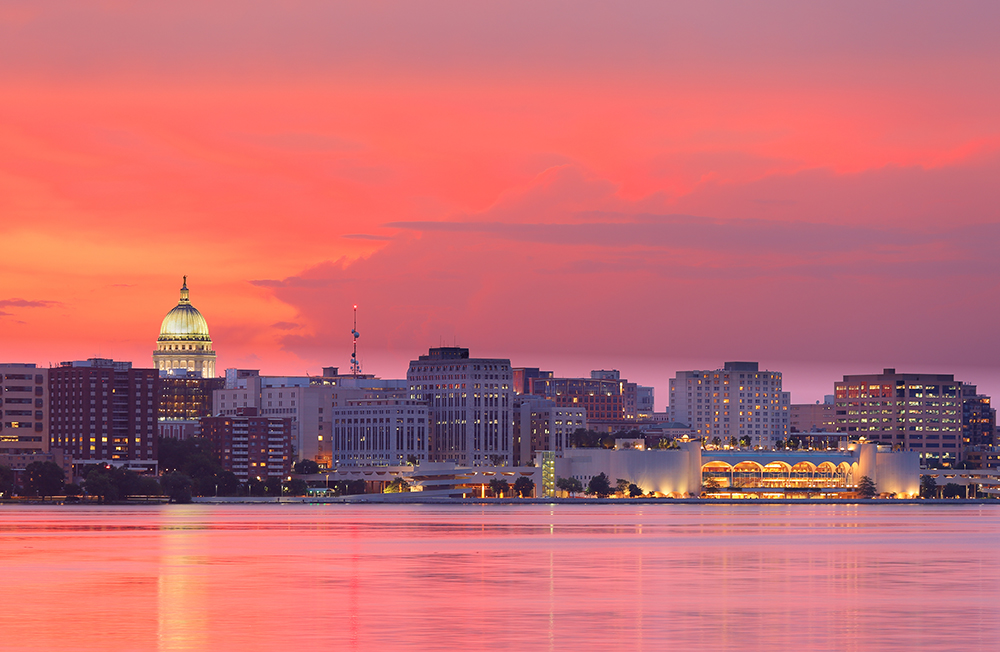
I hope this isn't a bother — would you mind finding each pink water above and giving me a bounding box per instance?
[1,504,998,651]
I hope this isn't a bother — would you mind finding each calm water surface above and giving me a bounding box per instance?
[1,503,998,651]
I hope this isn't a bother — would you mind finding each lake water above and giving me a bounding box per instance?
[1,503,998,651]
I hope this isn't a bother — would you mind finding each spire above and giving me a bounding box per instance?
[179,276,190,303]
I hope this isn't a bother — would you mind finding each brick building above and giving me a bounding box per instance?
[200,408,292,481]
[48,359,158,473]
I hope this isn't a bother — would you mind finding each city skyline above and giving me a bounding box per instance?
[3,2,1000,406]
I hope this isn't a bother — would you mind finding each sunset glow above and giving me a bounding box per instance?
[3,1,999,402]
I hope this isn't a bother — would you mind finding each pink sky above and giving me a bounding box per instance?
[2,1,999,407]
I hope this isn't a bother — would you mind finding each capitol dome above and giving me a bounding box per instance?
[153,277,217,378]
[158,281,211,341]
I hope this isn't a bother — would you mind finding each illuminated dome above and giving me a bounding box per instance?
[153,277,216,378]
[158,279,211,341]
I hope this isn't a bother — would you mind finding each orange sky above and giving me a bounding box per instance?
[2,1,1000,405]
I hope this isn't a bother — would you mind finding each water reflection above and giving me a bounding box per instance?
[0,504,998,651]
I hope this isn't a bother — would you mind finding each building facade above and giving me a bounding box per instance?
[152,277,217,378]
[407,347,513,466]
[0,364,49,455]
[961,390,995,449]
[834,369,965,466]
[513,396,587,465]
[48,359,158,472]
[669,362,789,446]
[159,371,224,421]
[200,409,292,481]
[330,398,428,466]
[528,371,639,430]
[790,400,836,433]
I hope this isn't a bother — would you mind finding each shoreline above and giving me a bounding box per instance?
[3,496,998,506]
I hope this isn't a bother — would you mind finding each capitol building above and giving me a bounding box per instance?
[152,277,216,378]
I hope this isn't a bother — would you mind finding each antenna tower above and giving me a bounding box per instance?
[350,305,361,377]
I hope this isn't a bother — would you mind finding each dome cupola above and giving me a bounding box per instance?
[153,276,217,378]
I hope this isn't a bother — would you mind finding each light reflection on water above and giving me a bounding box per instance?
[1,504,998,651]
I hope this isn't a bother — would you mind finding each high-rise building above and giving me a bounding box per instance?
[511,367,553,395]
[214,368,409,465]
[159,371,224,421]
[152,277,217,378]
[200,408,292,481]
[214,372,310,457]
[669,362,788,446]
[0,364,49,455]
[636,385,655,417]
[834,369,964,466]
[512,396,586,465]
[528,370,639,432]
[407,347,513,466]
[790,400,836,433]
[961,389,995,448]
[157,370,224,441]
[48,359,159,472]
[329,397,428,467]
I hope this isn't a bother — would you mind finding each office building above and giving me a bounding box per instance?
[0,364,49,455]
[407,347,513,466]
[528,370,639,431]
[669,362,789,446]
[790,399,836,433]
[200,408,291,481]
[330,397,428,466]
[48,358,158,472]
[834,369,964,466]
[513,396,587,465]
[961,390,995,448]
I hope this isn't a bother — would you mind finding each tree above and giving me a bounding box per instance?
[703,477,721,494]
[337,479,367,495]
[286,478,310,496]
[158,436,227,497]
[616,478,630,496]
[556,477,583,496]
[134,476,163,496]
[711,437,722,448]
[161,473,193,503]
[513,476,535,498]
[587,473,613,498]
[406,454,419,466]
[489,477,510,497]
[628,483,643,498]
[857,475,877,499]
[568,429,616,449]
[0,464,15,498]
[488,454,507,467]
[216,471,241,496]
[264,477,282,496]
[293,459,320,475]
[920,475,938,499]
[85,469,119,503]
[942,483,964,499]
[384,477,410,493]
[23,461,66,498]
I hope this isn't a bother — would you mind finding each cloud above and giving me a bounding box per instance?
[341,234,393,241]
[0,298,60,308]
[251,159,1000,373]
[271,321,300,330]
